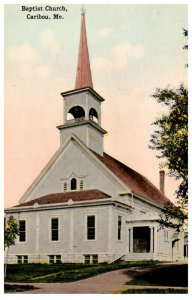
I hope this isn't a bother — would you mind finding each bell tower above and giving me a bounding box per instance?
[57,8,107,156]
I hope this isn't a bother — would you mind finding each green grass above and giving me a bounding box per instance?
[126,264,188,287]
[121,288,188,294]
[4,284,38,293]
[5,260,160,283]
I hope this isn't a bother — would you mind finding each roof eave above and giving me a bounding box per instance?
[5,198,132,213]
[61,87,105,102]
[132,192,168,209]
[57,120,107,134]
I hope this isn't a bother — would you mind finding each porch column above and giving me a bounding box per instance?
[150,226,154,253]
[130,227,133,252]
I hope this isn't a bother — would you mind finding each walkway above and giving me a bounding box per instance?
[7,269,131,294]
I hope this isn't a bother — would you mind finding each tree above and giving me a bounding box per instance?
[150,84,188,203]
[4,215,19,249]
[150,84,188,231]
[4,215,19,277]
[150,28,188,232]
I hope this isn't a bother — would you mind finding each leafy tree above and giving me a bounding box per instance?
[4,215,19,277]
[150,84,188,231]
[150,28,188,232]
[4,215,19,250]
[150,84,188,205]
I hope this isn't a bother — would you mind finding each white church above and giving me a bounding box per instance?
[5,9,184,264]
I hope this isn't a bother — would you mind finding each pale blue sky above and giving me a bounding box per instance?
[4,3,188,206]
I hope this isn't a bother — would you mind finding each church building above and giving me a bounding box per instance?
[5,9,184,264]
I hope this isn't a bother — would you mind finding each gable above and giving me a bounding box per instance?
[19,135,129,203]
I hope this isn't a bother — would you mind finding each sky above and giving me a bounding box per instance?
[4,2,188,208]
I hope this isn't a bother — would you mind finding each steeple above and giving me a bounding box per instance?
[75,7,93,89]
[58,8,107,156]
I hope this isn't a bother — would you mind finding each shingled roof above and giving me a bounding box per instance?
[93,151,170,206]
[15,190,111,207]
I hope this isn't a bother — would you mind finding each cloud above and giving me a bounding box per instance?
[6,43,53,79]
[39,29,62,54]
[7,43,38,67]
[93,41,145,73]
[6,29,62,81]
[98,28,113,38]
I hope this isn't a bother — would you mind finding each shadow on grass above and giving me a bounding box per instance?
[5,261,161,283]
[121,288,188,294]
[125,264,188,287]
[4,284,38,293]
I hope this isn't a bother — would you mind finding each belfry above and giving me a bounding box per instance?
[57,9,107,156]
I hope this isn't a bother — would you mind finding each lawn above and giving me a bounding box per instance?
[125,264,188,287]
[5,260,160,283]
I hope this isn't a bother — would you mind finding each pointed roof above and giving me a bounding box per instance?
[75,8,93,89]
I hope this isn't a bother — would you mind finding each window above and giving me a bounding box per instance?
[49,255,54,264]
[63,181,67,192]
[84,255,91,264]
[17,255,28,264]
[71,178,77,190]
[118,216,122,240]
[80,179,84,190]
[49,255,61,264]
[19,220,26,242]
[87,216,95,240]
[84,254,98,264]
[89,108,99,123]
[51,218,59,241]
[92,255,98,264]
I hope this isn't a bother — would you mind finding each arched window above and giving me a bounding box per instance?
[67,106,85,121]
[71,178,77,190]
[89,108,99,123]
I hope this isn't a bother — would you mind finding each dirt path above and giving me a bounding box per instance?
[8,269,131,294]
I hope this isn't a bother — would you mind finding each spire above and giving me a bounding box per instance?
[75,7,93,89]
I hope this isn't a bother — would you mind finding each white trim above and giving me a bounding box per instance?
[5,199,132,213]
